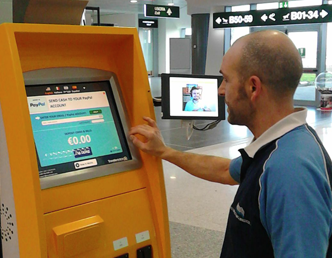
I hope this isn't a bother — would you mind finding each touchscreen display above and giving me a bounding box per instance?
[26,81,131,178]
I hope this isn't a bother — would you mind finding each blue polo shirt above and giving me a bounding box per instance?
[221,108,332,258]
[184,100,205,111]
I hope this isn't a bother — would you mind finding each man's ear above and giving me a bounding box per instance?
[248,75,262,101]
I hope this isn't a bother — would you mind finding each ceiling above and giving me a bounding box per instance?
[86,0,187,14]
[0,0,309,16]
[88,0,187,14]
[85,0,283,15]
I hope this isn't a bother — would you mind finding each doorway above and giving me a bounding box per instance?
[139,28,153,76]
[251,24,322,107]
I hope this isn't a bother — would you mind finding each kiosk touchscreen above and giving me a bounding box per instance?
[25,69,139,189]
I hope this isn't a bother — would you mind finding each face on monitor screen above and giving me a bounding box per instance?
[26,80,132,180]
[170,77,219,116]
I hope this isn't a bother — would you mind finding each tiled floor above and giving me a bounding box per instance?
[148,77,332,257]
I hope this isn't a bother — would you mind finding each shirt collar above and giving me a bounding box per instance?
[244,108,307,158]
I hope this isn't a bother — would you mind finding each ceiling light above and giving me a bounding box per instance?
[168,0,174,6]
[130,0,137,3]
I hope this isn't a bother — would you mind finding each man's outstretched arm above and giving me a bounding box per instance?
[129,117,238,185]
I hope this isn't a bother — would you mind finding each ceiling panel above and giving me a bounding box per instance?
[87,0,188,14]
[86,0,297,15]
[1,0,313,16]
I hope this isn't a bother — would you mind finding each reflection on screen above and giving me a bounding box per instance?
[26,81,131,178]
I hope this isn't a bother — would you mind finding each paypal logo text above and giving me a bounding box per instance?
[30,102,46,107]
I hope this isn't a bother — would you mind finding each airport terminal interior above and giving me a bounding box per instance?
[1,0,332,257]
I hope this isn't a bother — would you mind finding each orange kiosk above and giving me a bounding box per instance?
[0,23,171,258]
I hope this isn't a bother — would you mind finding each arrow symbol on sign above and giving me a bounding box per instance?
[167,8,172,16]
[216,17,222,24]
[320,10,328,18]
[261,14,268,22]
[269,13,276,21]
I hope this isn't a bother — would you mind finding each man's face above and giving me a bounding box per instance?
[192,89,201,101]
[218,44,254,126]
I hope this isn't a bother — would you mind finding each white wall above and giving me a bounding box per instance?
[99,13,138,28]
[157,4,225,76]
[0,1,13,23]
[158,5,191,74]
[205,6,225,75]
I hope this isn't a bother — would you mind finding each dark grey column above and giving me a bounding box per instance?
[13,0,88,24]
[191,13,210,75]
[13,0,30,23]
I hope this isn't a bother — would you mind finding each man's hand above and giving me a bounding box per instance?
[129,117,168,158]
[129,117,235,185]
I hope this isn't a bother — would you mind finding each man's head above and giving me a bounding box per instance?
[236,30,303,97]
[190,87,202,101]
[219,30,302,127]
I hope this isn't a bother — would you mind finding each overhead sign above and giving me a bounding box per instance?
[213,4,332,28]
[139,19,158,28]
[279,1,289,8]
[144,4,180,18]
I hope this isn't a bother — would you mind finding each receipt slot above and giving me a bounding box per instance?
[0,24,171,258]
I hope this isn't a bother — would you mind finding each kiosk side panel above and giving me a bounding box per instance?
[0,24,48,258]
[0,105,20,258]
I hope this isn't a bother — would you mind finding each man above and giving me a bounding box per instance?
[185,86,211,111]
[184,86,207,111]
[129,30,332,257]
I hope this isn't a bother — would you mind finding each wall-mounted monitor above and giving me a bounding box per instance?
[161,73,225,120]
[24,68,141,189]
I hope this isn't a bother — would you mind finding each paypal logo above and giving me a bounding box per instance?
[27,97,48,114]
[30,102,46,108]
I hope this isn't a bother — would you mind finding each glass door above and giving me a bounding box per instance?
[251,24,322,106]
[288,24,321,106]
[139,28,154,76]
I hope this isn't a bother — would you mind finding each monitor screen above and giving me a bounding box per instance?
[26,80,133,180]
[161,73,225,120]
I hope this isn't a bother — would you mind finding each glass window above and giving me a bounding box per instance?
[326,13,332,106]
[231,28,250,45]
[327,23,332,72]
[256,2,279,10]
[288,31,318,69]
[294,72,317,101]
[139,29,153,75]
[230,5,250,46]
[299,73,317,87]
[288,0,323,7]
[231,5,250,12]
[289,31,319,102]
